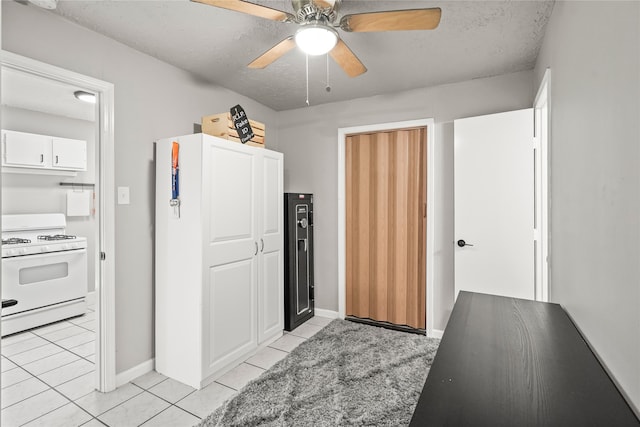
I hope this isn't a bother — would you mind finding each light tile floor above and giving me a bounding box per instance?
[1,312,332,426]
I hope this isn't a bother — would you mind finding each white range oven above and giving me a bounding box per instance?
[1,213,87,336]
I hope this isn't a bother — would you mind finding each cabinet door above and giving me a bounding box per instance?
[258,150,284,343]
[52,137,87,170]
[2,130,49,168]
[203,140,258,376]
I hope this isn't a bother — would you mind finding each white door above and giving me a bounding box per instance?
[205,141,258,374]
[257,150,284,343]
[454,109,534,300]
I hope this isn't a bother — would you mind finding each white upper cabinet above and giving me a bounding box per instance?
[2,130,87,172]
[2,130,49,168]
[52,137,87,170]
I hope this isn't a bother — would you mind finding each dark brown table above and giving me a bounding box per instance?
[410,291,639,426]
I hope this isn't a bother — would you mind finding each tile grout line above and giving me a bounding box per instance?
[1,339,52,359]
[0,366,37,391]
[135,389,204,425]
[3,332,95,424]
[16,355,93,401]
[15,390,74,426]
[212,381,238,393]
[13,353,86,378]
[287,332,312,339]
[89,382,147,422]
[21,351,94,386]
[1,315,97,426]
[99,379,204,426]
[1,377,49,408]
[243,360,270,370]
[26,326,96,365]
[7,318,325,426]
[2,318,92,363]
[20,382,102,427]
[3,346,66,368]
[2,383,66,423]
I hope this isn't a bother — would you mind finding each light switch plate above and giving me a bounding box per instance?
[117,186,130,205]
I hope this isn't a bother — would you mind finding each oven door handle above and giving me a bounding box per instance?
[1,299,18,309]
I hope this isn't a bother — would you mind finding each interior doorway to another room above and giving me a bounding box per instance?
[0,51,115,401]
[338,119,436,337]
[534,69,551,303]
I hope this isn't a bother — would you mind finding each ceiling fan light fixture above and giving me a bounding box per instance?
[295,25,338,56]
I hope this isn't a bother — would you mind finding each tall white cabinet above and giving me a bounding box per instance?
[155,133,284,389]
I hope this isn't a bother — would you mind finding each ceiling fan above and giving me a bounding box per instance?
[192,0,441,77]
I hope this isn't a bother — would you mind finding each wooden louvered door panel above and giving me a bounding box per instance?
[346,127,427,330]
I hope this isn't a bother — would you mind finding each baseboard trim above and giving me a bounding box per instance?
[430,329,444,339]
[86,291,96,306]
[314,309,339,319]
[115,358,155,388]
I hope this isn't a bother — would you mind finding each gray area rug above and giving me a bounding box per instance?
[197,319,440,427]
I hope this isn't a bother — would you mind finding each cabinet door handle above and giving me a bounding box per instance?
[40,154,44,163]
[254,241,258,255]
[260,238,264,252]
[55,155,59,164]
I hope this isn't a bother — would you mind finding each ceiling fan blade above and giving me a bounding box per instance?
[340,8,441,32]
[329,40,367,77]
[248,37,296,69]
[191,0,295,22]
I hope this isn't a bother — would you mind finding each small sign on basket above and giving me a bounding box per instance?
[230,105,254,144]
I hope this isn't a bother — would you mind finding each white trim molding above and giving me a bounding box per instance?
[534,68,551,303]
[430,329,444,339]
[337,119,436,337]
[115,358,155,388]
[314,309,339,319]
[1,50,117,393]
[86,291,96,307]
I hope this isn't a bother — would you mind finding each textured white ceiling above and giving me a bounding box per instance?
[47,0,554,111]
[1,66,96,122]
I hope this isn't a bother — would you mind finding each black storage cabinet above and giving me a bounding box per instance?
[283,193,314,331]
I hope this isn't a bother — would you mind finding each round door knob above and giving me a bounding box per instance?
[457,239,474,247]
[298,218,308,229]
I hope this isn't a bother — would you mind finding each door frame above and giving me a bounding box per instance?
[337,119,436,337]
[534,68,551,302]
[0,50,117,392]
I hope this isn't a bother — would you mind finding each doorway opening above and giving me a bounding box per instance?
[0,51,116,402]
[338,119,436,338]
[534,68,551,302]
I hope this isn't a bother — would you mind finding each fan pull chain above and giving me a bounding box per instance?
[326,53,331,92]
[305,54,310,107]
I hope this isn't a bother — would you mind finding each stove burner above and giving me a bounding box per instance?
[37,234,77,241]
[2,238,32,245]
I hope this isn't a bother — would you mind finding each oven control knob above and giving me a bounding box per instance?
[41,246,50,253]
[7,249,16,256]
[19,248,28,255]
[62,244,69,250]
[70,243,78,249]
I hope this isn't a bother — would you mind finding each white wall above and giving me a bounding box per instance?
[534,1,640,413]
[276,70,534,331]
[2,1,280,374]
